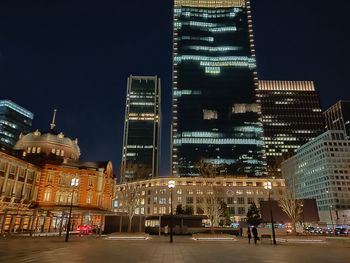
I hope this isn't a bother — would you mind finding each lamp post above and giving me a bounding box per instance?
[264,181,276,245]
[326,190,335,236]
[168,180,175,243]
[65,177,79,242]
[300,203,304,228]
[329,205,335,236]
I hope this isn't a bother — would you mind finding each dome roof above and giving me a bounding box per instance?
[14,129,81,161]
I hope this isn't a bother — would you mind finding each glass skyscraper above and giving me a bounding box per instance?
[324,100,350,139]
[121,76,161,182]
[171,0,265,177]
[258,80,325,178]
[0,100,34,150]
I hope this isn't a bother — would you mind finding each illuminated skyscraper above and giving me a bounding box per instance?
[171,0,264,177]
[0,100,33,150]
[324,100,350,139]
[121,76,161,182]
[258,80,324,177]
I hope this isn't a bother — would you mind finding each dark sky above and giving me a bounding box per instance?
[1,0,349,178]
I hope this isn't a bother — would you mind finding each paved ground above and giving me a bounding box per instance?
[0,235,349,263]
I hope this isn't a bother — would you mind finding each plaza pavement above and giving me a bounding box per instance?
[0,235,349,263]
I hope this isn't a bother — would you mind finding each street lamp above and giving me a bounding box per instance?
[264,181,276,245]
[65,177,79,242]
[168,180,175,243]
[326,190,335,236]
[329,205,335,236]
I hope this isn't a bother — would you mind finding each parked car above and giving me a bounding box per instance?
[77,225,96,234]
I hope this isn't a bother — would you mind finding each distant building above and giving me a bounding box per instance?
[114,176,286,223]
[282,130,350,225]
[121,75,161,182]
[0,100,33,150]
[258,80,324,178]
[324,100,350,139]
[171,0,265,177]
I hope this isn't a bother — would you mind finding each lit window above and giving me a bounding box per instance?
[203,109,218,120]
[88,177,93,187]
[86,192,93,204]
[43,188,52,202]
[47,173,53,183]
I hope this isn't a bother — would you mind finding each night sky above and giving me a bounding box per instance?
[1,0,349,178]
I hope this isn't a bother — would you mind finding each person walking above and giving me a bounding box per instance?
[252,226,258,244]
[247,227,252,244]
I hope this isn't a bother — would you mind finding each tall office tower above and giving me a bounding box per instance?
[282,130,350,225]
[0,100,34,150]
[258,80,324,178]
[324,100,350,139]
[171,0,265,177]
[121,76,161,182]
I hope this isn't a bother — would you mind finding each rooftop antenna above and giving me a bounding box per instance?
[50,109,57,130]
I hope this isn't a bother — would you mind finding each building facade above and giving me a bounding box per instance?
[0,150,115,235]
[171,0,265,177]
[281,130,350,225]
[121,75,161,182]
[114,176,285,223]
[0,100,34,150]
[324,100,350,139]
[258,80,324,178]
[0,117,115,235]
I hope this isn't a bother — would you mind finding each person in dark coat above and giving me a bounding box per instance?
[247,227,252,244]
[252,226,258,244]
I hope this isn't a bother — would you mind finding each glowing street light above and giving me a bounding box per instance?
[168,180,176,243]
[264,181,276,245]
[65,177,79,242]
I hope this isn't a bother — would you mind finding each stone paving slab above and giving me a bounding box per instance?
[0,235,349,262]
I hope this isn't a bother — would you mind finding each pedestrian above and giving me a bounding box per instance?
[252,226,258,244]
[164,225,168,237]
[239,227,243,237]
[247,227,252,244]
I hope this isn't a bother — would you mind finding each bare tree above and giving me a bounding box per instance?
[203,184,224,232]
[121,183,141,233]
[278,189,303,235]
[197,160,224,232]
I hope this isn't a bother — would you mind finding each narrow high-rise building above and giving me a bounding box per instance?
[324,100,350,139]
[258,80,324,177]
[171,0,265,177]
[121,76,161,182]
[0,100,34,150]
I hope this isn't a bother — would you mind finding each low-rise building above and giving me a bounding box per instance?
[113,177,286,223]
[282,130,350,225]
